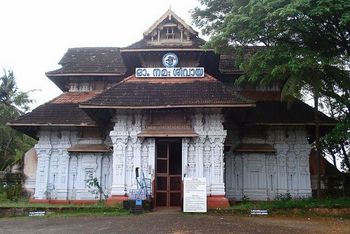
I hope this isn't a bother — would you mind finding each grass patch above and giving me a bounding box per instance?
[0,199,131,218]
[44,206,130,218]
[229,197,350,210]
[0,199,114,208]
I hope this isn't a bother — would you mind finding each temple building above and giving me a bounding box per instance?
[9,9,335,208]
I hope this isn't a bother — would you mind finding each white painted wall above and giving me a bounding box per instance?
[33,128,112,200]
[225,127,312,200]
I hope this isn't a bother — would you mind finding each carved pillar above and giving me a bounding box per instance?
[273,129,290,195]
[182,138,190,179]
[187,144,196,177]
[141,142,149,175]
[148,138,156,181]
[209,136,226,195]
[110,113,129,196]
[195,137,205,177]
[130,113,142,190]
[58,130,71,199]
[203,140,211,187]
[206,112,227,196]
[33,131,52,199]
[293,129,312,197]
[192,112,205,177]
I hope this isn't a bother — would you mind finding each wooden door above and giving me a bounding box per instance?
[155,140,182,207]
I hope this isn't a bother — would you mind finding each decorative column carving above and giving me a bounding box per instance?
[187,144,196,177]
[147,138,156,181]
[207,112,226,196]
[58,130,71,199]
[130,113,142,190]
[195,137,205,177]
[274,132,289,195]
[182,138,190,179]
[191,110,227,196]
[292,129,312,197]
[34,131,52,199]
[141,142,149,175]
[110,112,129,196]
[203,139,211,186]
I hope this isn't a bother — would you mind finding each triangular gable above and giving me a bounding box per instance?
[144,8,198,37]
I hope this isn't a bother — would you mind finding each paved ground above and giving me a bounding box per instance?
[0,211,349,234]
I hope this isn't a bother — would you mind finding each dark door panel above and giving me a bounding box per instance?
[155,139,182,207]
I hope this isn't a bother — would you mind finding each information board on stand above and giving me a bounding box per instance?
[183,177,207,213]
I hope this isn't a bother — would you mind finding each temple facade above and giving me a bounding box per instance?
[10,9,335,208]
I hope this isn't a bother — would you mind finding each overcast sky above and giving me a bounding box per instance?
[0,0,201,108]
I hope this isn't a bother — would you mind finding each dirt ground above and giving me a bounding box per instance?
[0,211,349,234]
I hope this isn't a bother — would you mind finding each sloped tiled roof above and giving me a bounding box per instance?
[52,92,100,104]
[219,47,263,74]
[46,47,127,75]
[9,92,98,126]
[81,74,254,108]
[227,100,336,126]
[240,91,281,101]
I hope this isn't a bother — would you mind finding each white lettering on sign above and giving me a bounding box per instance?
[135,67,205,78]
[183,177,207,213]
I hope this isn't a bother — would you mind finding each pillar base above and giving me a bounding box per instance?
[29,198,50,204]
[207,195,230,208]
[106,195,128,206]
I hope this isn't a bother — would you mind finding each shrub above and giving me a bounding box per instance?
[1,172,24,201]
[242,195,250,204]
[5,184,22,201]
[275,193,292,201]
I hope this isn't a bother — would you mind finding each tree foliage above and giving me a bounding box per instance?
[192,0,350,171]
[0,70,36,171]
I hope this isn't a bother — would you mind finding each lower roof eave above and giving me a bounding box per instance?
[121,48,215,53]
[7,123,97,127]
[79,104,256,109]
[138,133,198,138]
[247,123,337,126]
[46,73,123,77]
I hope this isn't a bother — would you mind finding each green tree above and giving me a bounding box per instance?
[192,0,350,197]
[0,69,36,171]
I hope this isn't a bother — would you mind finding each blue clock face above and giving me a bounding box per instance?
[162,53,179,68]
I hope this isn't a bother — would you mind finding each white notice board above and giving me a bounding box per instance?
[183,177,207,213]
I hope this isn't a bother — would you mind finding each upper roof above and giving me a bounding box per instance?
[46,47,127,76]
[81,74,254,109]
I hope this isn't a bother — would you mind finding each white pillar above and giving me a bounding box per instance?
[207,112,227,196]
[33,131,52,199]
[110,113,129,196]
[182,138,189,179]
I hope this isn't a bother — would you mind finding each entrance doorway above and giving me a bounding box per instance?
[155,139,182,207]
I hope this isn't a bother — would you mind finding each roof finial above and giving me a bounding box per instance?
[168,5,172,20]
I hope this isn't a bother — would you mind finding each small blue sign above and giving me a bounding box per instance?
[136,199,142,206]
[162,53,179,68]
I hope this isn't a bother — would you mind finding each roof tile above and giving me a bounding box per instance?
[82,75,253,108]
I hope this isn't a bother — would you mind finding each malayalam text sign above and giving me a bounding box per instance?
[135,67,204,78]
